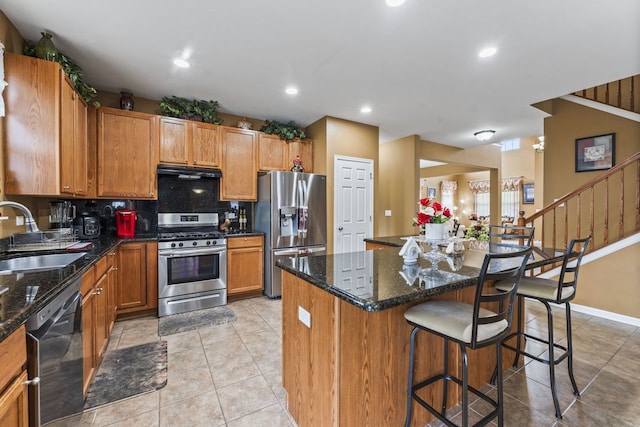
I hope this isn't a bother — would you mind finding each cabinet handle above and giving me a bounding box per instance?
[63,185,71,190]
[109,252,116,256]
[112,267,118,271]
[94,290,102,295]
[77,189,84,193]
[25,377,40,386]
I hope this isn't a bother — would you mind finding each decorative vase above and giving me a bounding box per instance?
[120,92,134,111]
[424,223,445,241]
[35,32,58,62]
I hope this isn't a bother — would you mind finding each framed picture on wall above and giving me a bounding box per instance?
[522,183,534,204]
[575,133,615,172]
[427,187,437,198]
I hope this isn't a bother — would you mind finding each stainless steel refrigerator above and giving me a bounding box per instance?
[256,171,327,297]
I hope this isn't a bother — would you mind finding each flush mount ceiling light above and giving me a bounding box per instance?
[478,47,497,58]
[360,105,372,113]
[285,87,298,95]
[386,0,406,7]
[173,58,190,68]
[474,130,496,141]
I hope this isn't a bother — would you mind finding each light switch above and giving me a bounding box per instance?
[385,210,392,217]
[298,306,311,328]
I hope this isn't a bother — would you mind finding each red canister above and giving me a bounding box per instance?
[115,210,136,238]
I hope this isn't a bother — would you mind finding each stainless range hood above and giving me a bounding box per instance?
[157,165,222,179]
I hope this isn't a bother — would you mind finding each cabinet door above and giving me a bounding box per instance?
[81,290,95,397]
[116,243,148,311]
[287,139,313,173]
[227,237,264,295]
[94,273,109,360]
[60,77,76,195]
[4,54,60,196]
[97,108,158,199]
[159,117,190,165]
[191,122,222,167]
[0,371,28,427]
[73,92,89,196]
[220,127,257,201]
[258,133,287,171]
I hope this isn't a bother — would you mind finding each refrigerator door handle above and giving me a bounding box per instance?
[274,246,325,257]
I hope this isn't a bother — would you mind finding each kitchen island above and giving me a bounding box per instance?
[277,244,562,427]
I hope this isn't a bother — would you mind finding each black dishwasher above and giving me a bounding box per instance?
[26,278,84,426]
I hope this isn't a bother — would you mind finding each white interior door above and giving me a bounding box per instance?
[334,156,373,254]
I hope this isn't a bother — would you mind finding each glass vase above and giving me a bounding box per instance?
[35,32,58,62]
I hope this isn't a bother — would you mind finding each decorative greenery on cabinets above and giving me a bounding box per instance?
[159,96,223,124]
[260,120,307,141]
[23,36,99,105]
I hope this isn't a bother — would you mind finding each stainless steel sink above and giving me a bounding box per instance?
[0,252,87,275]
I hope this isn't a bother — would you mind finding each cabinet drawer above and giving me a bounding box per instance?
[0,326,26,392]
[227,235,263,249]
[80,266,96,297]
[94,255,108,278]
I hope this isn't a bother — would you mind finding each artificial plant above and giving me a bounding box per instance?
[22,39,98,105]
[259,120,307,141]
[159,96,223,124]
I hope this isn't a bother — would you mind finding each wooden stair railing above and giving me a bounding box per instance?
[518,151,640,263]
[573,75,640,114]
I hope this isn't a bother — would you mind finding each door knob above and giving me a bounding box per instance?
[338,226,343,231]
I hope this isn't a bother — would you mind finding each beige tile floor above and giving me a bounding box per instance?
[49,297,639,427]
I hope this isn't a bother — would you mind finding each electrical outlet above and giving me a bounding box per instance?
[16,215,24,226]
[385,210,392,217]
[298,306,311,328]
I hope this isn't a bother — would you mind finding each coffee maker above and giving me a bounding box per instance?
[49,200,75,233]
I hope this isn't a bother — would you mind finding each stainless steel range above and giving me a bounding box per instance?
[157,212,227,317]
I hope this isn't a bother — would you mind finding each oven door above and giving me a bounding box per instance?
[158,246,227,299]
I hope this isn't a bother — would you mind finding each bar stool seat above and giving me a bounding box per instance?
[404,301,508,344]
[404,246,532,427]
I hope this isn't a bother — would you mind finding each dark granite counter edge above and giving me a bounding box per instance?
[0,235,157,342]
[276,260,477,312]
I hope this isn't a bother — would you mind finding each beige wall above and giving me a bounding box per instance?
[574,244,640,318]
[306,116,379,254]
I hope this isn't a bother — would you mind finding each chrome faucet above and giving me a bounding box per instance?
[0,201,40,232]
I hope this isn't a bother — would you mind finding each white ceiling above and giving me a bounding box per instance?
[1,0,639,148]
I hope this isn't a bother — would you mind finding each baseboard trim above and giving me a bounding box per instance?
[549,302,640,327]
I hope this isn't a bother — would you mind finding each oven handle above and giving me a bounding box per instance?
[159,247,226,257]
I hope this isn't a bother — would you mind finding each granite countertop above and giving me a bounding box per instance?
[0,234,157,341]
[277,242,565,313]
[277,247,479,312]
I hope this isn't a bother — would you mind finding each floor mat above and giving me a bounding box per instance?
[158,305,237,336]
[84,340,168,409]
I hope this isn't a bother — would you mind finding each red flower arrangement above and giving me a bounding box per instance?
[414,198,452,225]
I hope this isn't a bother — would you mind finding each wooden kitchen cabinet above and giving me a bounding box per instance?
[286,139,313,173]
[81,251,118,397]
[227,235,264,298]
[220,127,258,201]
[97,107,158,199]
[159,117,222,168]
[4,53,89,197]
[116,242,158,315]
[0,326,28,427]
[258,133,287,171]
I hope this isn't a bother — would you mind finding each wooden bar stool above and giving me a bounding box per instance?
[494,235,591,418]
[404,246,532,427]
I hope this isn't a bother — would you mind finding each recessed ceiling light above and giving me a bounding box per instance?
[173,58,190,68]
[360,106,372,113]
[285,87,298,95]
[386,0,406,6]
[478,47,497,58]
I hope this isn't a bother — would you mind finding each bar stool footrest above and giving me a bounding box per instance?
[411,373,499,427]
[503,331,570,366]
